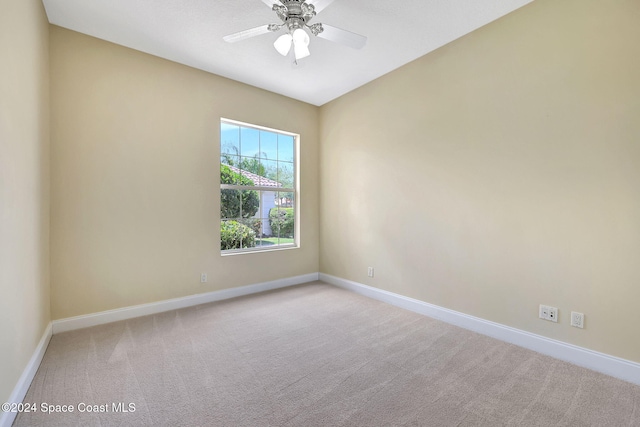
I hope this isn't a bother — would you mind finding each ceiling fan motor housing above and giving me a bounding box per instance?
[272,0,324,35]
[275,1,316,23]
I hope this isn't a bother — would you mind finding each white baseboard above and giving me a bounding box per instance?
[52,272,319,334]
[0,322,52,427]
[319,273,640,386]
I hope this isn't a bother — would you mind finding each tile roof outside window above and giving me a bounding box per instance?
[226,164,282,188]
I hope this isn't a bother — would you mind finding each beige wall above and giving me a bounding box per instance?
[0,0,50,403]
[6,0,639,401]
[320,0,640,363]
[49,27,320,319]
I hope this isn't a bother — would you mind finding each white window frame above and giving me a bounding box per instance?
[220,118,299,255]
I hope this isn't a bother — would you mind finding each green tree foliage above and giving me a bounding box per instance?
[276,163,294,188]
[240,156,267,177]
[221,143,238,167]
[239,218,262,237]
[221,147,285,186]
[220,165,259,219]
[269,208,294,238]
[220,221,256,250]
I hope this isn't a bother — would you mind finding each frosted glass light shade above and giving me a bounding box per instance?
[292,28,309,46]
[294,42,310,60]
[274,34,293,56]
[292,28,310,60]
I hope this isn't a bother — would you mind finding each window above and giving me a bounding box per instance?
[220,119,297,253]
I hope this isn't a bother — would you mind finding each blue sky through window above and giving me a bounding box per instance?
[221,122,294,164]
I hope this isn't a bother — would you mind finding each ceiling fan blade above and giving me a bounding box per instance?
[307,0,336,13]
[316,24,367,49]
[260,0,283,7]
[223,25,272,43]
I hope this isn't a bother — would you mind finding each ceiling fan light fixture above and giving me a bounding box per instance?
[224,0,367,63]
[292,28,310,60]
[292,28,309,46]
[294,42,310,60]
[274,33,293,56]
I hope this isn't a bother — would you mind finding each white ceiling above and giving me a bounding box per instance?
[42,0,533,106]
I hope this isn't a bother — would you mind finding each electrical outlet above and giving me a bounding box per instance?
[539,304,558,323]
[539,305,549,319]
[200,273,207,283]
[571,311,584,328]
[367,267,374,278]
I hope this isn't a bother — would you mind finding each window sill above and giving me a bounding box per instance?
[221,244,298,256]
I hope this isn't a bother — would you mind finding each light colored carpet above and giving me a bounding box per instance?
[15,281,640,426]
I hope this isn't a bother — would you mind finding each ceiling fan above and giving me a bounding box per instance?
[223,0,367,63]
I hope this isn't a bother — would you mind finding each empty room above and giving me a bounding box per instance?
[1,0,639,425]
